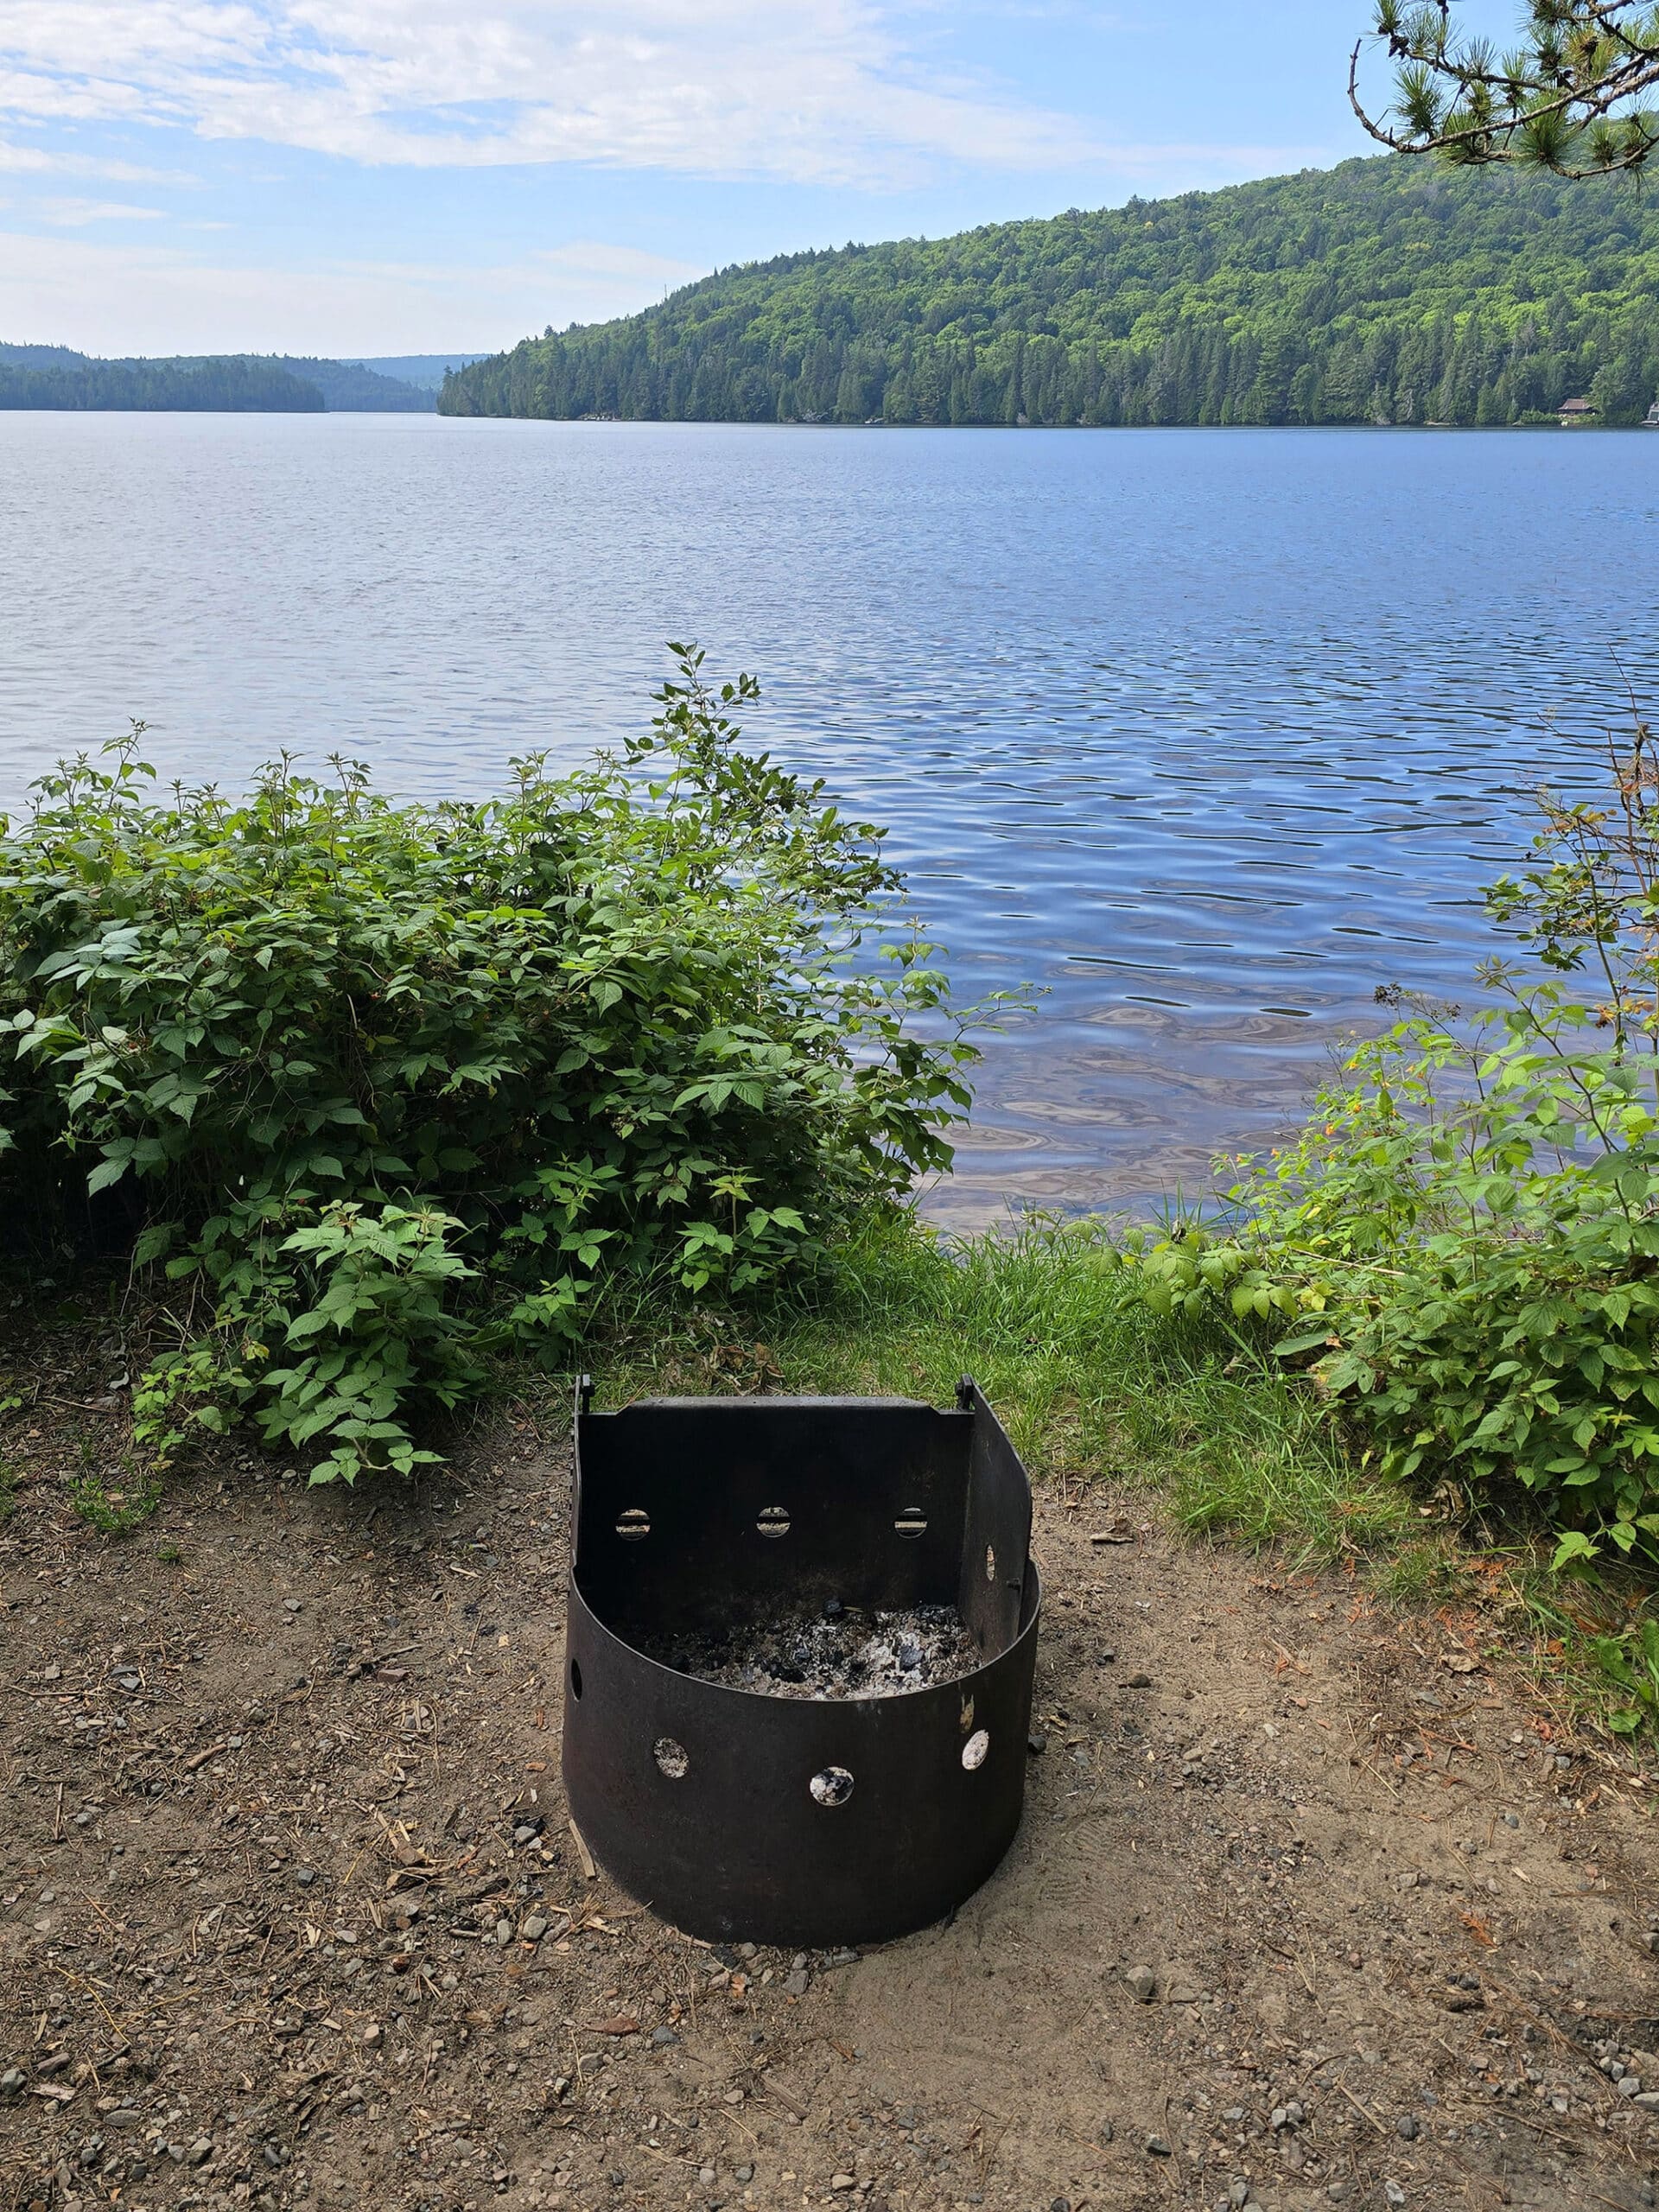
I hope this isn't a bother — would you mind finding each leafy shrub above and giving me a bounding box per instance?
[1118,704,1659,1569]
[0,650,975,1480]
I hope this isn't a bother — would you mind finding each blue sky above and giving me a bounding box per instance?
[0,2,1516,357]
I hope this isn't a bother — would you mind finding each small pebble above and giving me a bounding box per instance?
[1125,1965,1157,2003]
[522,1915,550,1942]
[784,1969,809,1997]
[1027,1730,1048,1755]
[1145,2134,1172,2157]
[651,2026,680,2048]
[1126,1673,1153,1689]
[1395,2115,1419,2140]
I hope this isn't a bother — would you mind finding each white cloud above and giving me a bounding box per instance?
[0,1,1112,185]
[0,223,703,353]
[0,135,196,181]
[36,195,167,222]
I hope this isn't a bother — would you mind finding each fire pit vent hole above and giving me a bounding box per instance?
[616,1508,651,1541]
[756,1505,791,1539]
[653,1738,690,1780]
[569,1659,583,1700]
[985,1544,996,1582]
[960,1695,975,1732]
[810,1765,855,1808]
[962,1728,991,1771]
[894,1506,928,1539]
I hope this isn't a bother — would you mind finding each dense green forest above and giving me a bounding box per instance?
[0,353,324,412]
[442,156,1659,429]
[0,347,436,411]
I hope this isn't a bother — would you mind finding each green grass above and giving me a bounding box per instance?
[67,1458,162,1535]
[583,1210,1415,1556]
[572,1209,1658,1743]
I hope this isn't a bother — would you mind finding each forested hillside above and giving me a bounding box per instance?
[0,348,434,410]
[442,156,1659,429]
[0,354,324,411]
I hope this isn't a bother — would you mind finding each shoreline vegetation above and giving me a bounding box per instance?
[0,655,1655,1750]
[442,156,1659,432]
[0,346,453,414]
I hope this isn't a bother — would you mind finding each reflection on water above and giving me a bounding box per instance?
[1,414,1655,1219]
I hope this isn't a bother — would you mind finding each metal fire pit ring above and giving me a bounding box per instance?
[562,1376,1041,1948]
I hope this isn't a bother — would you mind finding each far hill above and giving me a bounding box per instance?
[442,156,1659,429]
[353,353,492,391]
[0,346,450,412]
[0,353,324,413]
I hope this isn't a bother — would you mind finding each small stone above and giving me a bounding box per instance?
[283,1599,302,1613]
[263,2143,284,2169]
[1027,1730,1048,1755]
[1096,1649,1117,1664]
[362,2023,383,2049]
[1618,2075,1643,2097]
[188,2138,214,2165]
[522,1916,550,1942]
[651,2026,680,2048]
[1395,2115,1419,2140]
[104,2108,140,2129]
[514,1824,538,1847]
[1096,2120,1114,2144]
[1326,2186,1351,2204]
[495,1919,513,1946]
[0,2070,25,2095]
[1145,2135,1172,2157]
[1384,2185,1407,2209]
[827,1948,859,1967]
[1126,1673,1153,1689]
[1166,1981,1199,2005]
[699,2166,717,2186]
[1052,2200,1072,2212]
[1633,2091,1659,2111]
[734,2167,754,2183]
[1125,1966,1157,2003]
[296,1869,317,1888]
[831,2175,857,2191]
[784,1970,810,1998]
[1271,2107,1290,2132]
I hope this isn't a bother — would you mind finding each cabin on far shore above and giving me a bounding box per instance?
[1645,398,1659,428]
[1558,397,1598,424]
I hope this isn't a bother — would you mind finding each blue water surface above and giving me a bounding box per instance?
[2,414,1656,1217]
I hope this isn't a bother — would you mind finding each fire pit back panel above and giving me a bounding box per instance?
[563,1382,1041,1948]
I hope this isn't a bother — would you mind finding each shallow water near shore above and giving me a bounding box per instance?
[2,413,1656,1217]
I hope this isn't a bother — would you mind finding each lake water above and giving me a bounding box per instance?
[3,413,1656,1221]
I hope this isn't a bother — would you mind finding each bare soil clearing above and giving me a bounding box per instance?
[2,1402,1656,2212]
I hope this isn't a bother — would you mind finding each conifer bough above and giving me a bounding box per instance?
[1353,2,1659,175]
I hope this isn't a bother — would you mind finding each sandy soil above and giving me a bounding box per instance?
[3,1379,1657,2212]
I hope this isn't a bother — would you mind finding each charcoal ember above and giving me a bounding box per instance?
[638,1603,978,1700]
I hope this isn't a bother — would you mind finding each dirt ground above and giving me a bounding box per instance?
[3,1366,1657,2212]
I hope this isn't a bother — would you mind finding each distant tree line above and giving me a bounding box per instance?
[443,156,1659,429]
[0,357,324,412]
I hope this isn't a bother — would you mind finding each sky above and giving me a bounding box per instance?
[0,1,1521,359]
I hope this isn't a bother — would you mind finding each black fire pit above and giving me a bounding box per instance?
[562,1377,1042,1948]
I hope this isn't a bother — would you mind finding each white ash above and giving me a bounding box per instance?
[642,1600,978,1700]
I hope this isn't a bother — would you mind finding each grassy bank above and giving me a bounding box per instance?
[547,1207,1656,1749]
